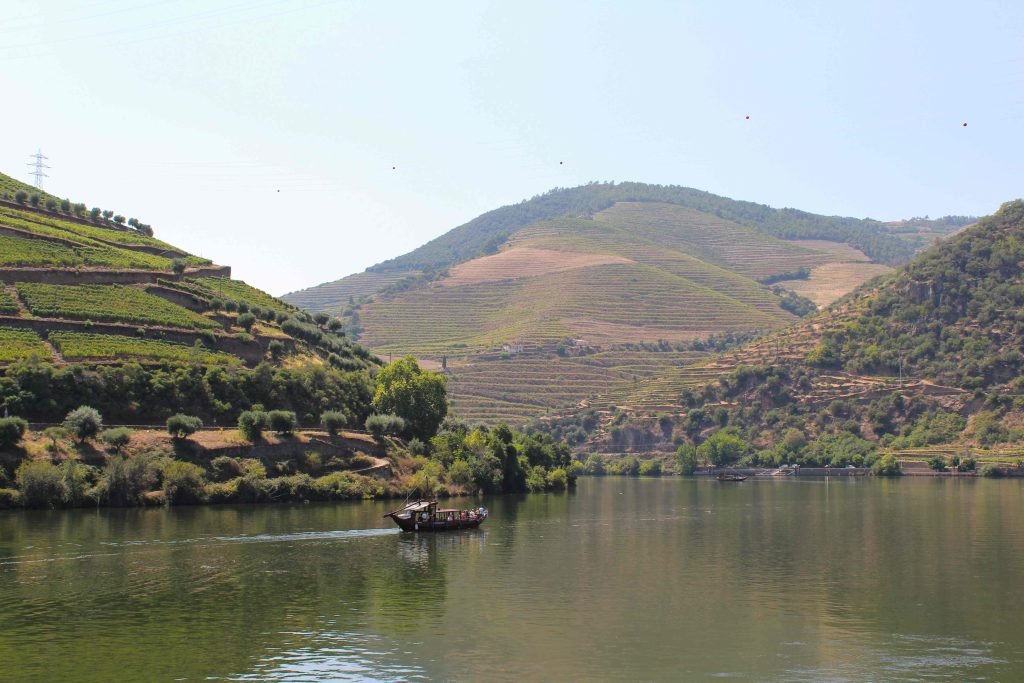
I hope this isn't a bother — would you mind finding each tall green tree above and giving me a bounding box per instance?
[372,356,448,440]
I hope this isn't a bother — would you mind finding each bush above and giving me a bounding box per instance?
[42,426,67,452]
[171,258,186,275]
[407,437,428,456]
[979,463,1002,478]
[314,471,378,499]
[927,456,947,472]
[16,460,65,508]
[238,410,267,441]
[211,455,244,481]
[365,414,406,441]
[63,406,103,442]
[166,414,203,439]
[237,312,257,331]
[99,427,133,454]
[0,417,28,449]
[448,459,474,487]
[267,410,298,435]
[871,455,901,476]
[268,339,285,359]
[162,461,207,504]
[958,457,977,472]
[0,489,21,509]
[98,454,160,506]
[14,190,28,204]
[546,467,569,490]
[321,410,347,436]
[61,461,95,506]
[638,460,662,476]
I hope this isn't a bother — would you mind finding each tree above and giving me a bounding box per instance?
[42,426,67,452]
[238,410,267,441]
[313,312,330,326]
[171,258,187,275]
[321,410,347,436]
[90,207,101,219]
[327,318,344,332]
[372,356,448,440]
[697,428,747,466]
[14,190,28,204]
[237,312,257,331]
[0,417,29,449]
[676,443,698,475]
[267,410,298,435]
[99,427,133,454]
[29,193,40,206]
[63,406,103,442]
[365,414,405,442]
[166,414,202,439]
[45,198,57,211]
[113,215,126,224]
[267,339,285,360]
[60,198,70,212]
[102,210,113,220]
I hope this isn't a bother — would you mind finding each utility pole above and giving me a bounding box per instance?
[27,149,49,190]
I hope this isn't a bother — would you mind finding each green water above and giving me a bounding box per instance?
[2,477,1023,682]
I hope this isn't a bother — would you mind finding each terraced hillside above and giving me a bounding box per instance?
[301,198,917,425]
[569,200,1024,463]
[0,171,379,425]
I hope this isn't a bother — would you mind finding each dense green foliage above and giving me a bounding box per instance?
[372,357,448,440]
[810,200,1024,390]
[320,410,347,436]
[370,182,923,274]
[427,422,574,494]
[0,359,374,425]
[0,416,28,448]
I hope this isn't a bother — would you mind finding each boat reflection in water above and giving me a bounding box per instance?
[385,499,487,532]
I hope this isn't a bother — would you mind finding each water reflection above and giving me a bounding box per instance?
[1,480,1023,681]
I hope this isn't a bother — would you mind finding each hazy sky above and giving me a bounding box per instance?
[2,1,1022,295]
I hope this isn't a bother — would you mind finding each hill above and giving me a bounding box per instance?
[550,200,1024,470]
[0,171,379,426]
[284,187,959,425]
[286,182,952,313]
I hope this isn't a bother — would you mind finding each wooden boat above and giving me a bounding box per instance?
[384,499,487,532]
[716,472,748,482]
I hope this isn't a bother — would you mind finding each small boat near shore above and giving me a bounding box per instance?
[716,473,748,482]
[384,500,487,532]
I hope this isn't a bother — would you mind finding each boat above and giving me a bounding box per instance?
[716,472,748,482]
[384,499,487,532]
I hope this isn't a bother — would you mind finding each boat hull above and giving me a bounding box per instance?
[391,516,484,532]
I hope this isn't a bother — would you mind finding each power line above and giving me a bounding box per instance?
[27,149,50,190]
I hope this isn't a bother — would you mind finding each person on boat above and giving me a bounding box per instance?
[478,506,487,519]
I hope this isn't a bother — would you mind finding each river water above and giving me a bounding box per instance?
[1,476,1023,681]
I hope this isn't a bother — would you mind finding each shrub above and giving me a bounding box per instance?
[14,190,28,204]
[448,459,474,487]
[205,478,240,503]
[29,193,40,206]
[638,460,662,476]
[0,416,28,449]
[927,456,947,472]
[871,455,901,476]
[979,463,1002,478]
[321,410,347,436]
[63,406,103,442]
[237,312,257,331]
[166,414,203,439]
[99,427,133,454]
[45,198,57,210]
[162,461,207,504]
[98,454,160,506]
[16,459,65,508]
[0,489,21,509]
[238,410,267,441]
[958,457,977,472]
[365,414,406,441]
[267,410,298,435]
[171,258,186,275]
[546,467,569,490]
[42,426,66,452]
[268,339,285,359]
[61,461,96,506]
[211,455,244,481]
[268,473,315,501]
[407,437,428,456]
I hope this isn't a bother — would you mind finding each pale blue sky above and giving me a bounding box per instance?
[2,0,1021,294]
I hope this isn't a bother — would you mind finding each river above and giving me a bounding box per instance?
[1,476,1022,681]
